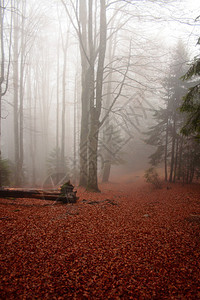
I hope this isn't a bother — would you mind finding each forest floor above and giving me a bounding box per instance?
[0,177,200,299]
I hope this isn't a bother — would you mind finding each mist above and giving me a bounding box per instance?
[1,1,200,298]
[0,0,199,189]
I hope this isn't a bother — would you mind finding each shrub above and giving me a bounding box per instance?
[144,167,162,189]
[0,158,11,186]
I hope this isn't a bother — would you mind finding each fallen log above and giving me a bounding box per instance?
[0,188,78,203]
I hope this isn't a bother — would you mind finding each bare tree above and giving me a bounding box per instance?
[61,0,134,191]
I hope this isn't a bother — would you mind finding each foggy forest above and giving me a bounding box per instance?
[1,0,200,299]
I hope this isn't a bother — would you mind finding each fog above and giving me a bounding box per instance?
[0,0,199,189]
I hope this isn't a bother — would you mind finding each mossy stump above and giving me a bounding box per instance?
[60,181,78,204]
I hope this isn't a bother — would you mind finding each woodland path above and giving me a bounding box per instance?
[0,179,200,299]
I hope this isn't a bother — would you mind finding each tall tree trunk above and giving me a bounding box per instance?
[73,73,77,183]
[0,0,4,186]
[79,84,89,186]
[61,47,67,168]
[169,114,176,182]
[13,0,20,186]
[0,0,12,186]
[173,136,179,182]
[102,123,113,183]
[79,0,89,187]
[87,0,107,191]
[101,116,112,183]
[19,1,26,185]
[164,119,169,181]
[28,67,36,186]
[32,68,38,185]
[88,108,100,191]
[177,135,183,180]
[56,39,60,175]
[39,50,50,173]
[102,27,116,183]
[186,146,190,184]
[102,162,111,183]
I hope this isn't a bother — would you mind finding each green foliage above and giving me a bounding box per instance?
[144,167,162,189]
[180,36,200,140]
[180,93,200,140]
[180,82,200,139]
[181,59,200,80]
[148,145,165,166]
[0,158,11,186]
[144,41,199,183]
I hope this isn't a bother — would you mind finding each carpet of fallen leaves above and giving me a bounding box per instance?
[0,179,200,299]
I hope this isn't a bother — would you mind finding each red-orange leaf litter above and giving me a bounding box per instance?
[0,180,200,299]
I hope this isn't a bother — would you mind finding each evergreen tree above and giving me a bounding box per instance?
[145,41,192,182]
[180,33,200,140]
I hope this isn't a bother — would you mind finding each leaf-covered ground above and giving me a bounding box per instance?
[0,180,200,299]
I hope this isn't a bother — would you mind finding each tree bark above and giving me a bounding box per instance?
[61,46,67,167]
[169,114,176,182]
[13,0,20,186]
[164,119,169,181]
[177,135,183,180]
[79,0,89,187]
[56,38,60,176]
[0,0,12,186]
[173,136,179,182]
[19,1,26,185]
[0,1,4,186]
[87,0,107,191]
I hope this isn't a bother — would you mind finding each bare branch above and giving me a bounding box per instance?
[99,41,132,127]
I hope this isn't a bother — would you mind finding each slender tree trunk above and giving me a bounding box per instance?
[40,51,50,171]
[13,0,20,186]
[0,0,12,186]
[164,119,169,181]
[32,71,38,185]
[0,96,1,184]
[28,69,33,184]
[73,73,77,183]
[169,114,176,182]
[101,118,112,183]
[0,1,4,186]
[88,108,100,191]
[186,144,190,184]
[173,136,179,182]
[61,47,67,168]
[56,39,60,176]
[79,87,89,186]
[27,68,36,186]
[19,2,26,185]
[169,137,175,182]
[102,125,113,183]
[189,159,195,183]
[177,135,183,180]
[102,162,111,183]
[79,0,89,187]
